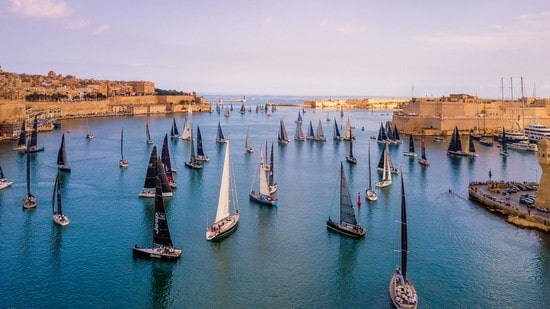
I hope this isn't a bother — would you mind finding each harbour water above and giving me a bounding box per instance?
[0,95,549,308]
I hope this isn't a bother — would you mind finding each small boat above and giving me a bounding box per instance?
[326,113,331,122]
[326,162,366,238]
[240,103,246,114]
[14,120,27,151]
[119,128,129,168]
[433,136,444,142]
[389,173,418,309]
[385,121,395,144]
[366,143,378,201]
[161,134,177,188]
[278,120,291,144]
[403,134,417,157]
[294,116,306,141]
[249,149,278,206]
[187,103,193,115]
[377,142,399,174]
[509,140,538,152]
[467,134,478,157]
[447,126,468,156]
[146,122,153,144]
[333,118,343,141]
[393,125,403,144]
[268,143,277,194]
[52,173,69,226]
[22,147,37,209]
[85,121,94,139]
[245,128,254,153]
[500,127,510,156]
[133,177,182,260]
[206,141,240,241]
[216,122,229,144]
[185,127,203,169]
[181,117,192,141]
[343,118,354,141]
[195,125,210,161]
[418,135,430,166]
[376,143,393,188]
[306,120,315,140]
[261,142,270,172]
[57,133,71,172]
[479,137,493,147]
[0,164,13,190]
[139,146,173,197]
[314,120,327,141]
[346,125,357,164]
[27,116,45,153]
[170,118,180,139]
[224,107,230,118]
[340,106,344,118]
[295,111,303,124]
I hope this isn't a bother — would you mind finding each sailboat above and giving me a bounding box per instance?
[170,118,180,139]
[0,164,13,190]
[133,177,182,260]
[27,116,44,153]
[500,127,510,156]
[146,122,153,144]
[333,118,343,141]
[206,141,240,241]
[187,103,193,115]
[240,103,246,114]
[185,127,203,169]
[139,146,173,197]
[22,145,37,209]
[14,120,27,150]
[386,121,395,144]
[389,172,418,308]
[181,117,192,141]
[224,107,230,118]
[306,120,315,140]
[261,142,270,172]
[343,118,354,141]
[346,125,357,164]
[85,121,94,139]
[216,122,229,143]
[403,134,417,157]
[376,143,393,188]
[57,133,71,172]
[52,173,69,226]
[249,149,278,206]
[294,116,306,141]
[447,126,468,156]
[377,142,399,174]
[340,106,344,118]
[377,122,388,144]
[161,134,177,188]
[366,143,378,201]
[314,120,327,141]
[295,111,303,124]
[393,125,403,144]
[195,125,210,161]
[326,162,366,238]
[418,134,430,166]
[245,128,254,153]
[268,143,277,194]
[467,134,478,157]
[119,128,129,168]
[278,120,291,144]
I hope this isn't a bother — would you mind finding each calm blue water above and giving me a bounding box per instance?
[0,95,549,308]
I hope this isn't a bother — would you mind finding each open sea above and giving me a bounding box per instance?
[0,95,549,308]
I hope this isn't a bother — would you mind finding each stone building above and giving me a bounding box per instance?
[535,139,549,210]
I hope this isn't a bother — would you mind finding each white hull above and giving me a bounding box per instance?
[119,160,129,168]
[366,189,378,201]
[133,246,182,260]
[268,184,278,194]
[22,196,37,209]
[53,213,70,226]
[375,180,392,188]
[138,189,173,198]
[389,269,418,309]
[403,152,417,157]
[195,155,210,162]
[0,180,13,190]
[206,213,240,241]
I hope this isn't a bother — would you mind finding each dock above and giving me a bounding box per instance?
[468,181,550,232]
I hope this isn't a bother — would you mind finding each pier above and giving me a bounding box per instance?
[468,181,550,232]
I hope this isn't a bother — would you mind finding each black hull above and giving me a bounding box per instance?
[132,246,182,261]
[185,161,203,169]
[326,218,365,238]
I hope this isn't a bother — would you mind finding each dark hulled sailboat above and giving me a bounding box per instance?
[195,126,210,161]
[403,134,417,157]
[22,145,37,209]
[14,120,27,151]
[161,134,177,188]
[139,146,173,197]
[216,122,229,143]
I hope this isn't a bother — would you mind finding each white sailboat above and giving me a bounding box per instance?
[249,149,278,206]
[366,143,378,201]
[375,143,392,188]
[343,117,354,141]
[314,119,327,141]
[187,103,193,115]
[206,141,240,241]
[52,173,69,226]
[146,122,153,144]
[0,164,13,190]
[245,127,254,153]
[182,117,192,141]
[119,128,129,168]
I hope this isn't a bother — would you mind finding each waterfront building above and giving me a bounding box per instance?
[535,139,550,211]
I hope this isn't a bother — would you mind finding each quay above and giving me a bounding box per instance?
[468,181,550,232]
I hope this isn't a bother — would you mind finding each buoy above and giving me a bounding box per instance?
[357,192,362,206]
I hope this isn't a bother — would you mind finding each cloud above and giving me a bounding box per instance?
[91,24,110,35]
[8,0,69,18]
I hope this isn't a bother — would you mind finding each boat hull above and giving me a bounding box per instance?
[375,180,392,188]
[346,156,357,164]
[366,189,378,201]
[249,192,278,206]
[119,160,129,168]
[0,180,13,190]
[22,195,37,209]
[389,269,418,309]
[206,213,240,241]
[138,189,172,198]
[27,146,44,153]
[132,246,182,260]
[185,161,203,169]
[403,152,417,157]
[195,155,210,162]
[418,159,430,166]
[326,218,365,238]
[53,214,70,226]
[58,165,71,172]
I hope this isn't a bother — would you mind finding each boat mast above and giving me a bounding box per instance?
[26,146,31,195]
[400,172,408,280]
[368,143,372,190]
[121,128,124,161]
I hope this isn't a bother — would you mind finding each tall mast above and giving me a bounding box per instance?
[521,76,525,130]
[400,173,408,280]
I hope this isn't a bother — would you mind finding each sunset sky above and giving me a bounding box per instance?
[2,0,549,98]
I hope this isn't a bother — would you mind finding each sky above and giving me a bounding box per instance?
[1,0,550,98]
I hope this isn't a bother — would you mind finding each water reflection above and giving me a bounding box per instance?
[335,237,360,303]
[151,263,174,309]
